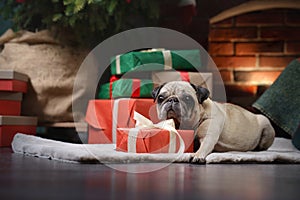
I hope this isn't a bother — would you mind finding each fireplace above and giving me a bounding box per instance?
[208,0,300,107]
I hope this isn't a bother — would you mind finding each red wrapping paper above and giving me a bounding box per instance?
[116,128,194,153]
[0,100,21,115]
[0,116,37,147]
[0,80,27,93]
[85,99,159,144]
[0,125,36,147]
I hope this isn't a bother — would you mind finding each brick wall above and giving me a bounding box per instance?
[209,9,300,107]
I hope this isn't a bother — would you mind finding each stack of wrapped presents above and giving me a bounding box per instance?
[85,49,213,153]
[0,70,37,147]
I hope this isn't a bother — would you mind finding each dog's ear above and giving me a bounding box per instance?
[151,83,165,102]
[190,84,210,104]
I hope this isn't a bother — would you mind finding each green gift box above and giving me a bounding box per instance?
[97,79,154,99]
[110,49,201,75]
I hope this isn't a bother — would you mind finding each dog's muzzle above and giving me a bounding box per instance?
[164,97,181,128]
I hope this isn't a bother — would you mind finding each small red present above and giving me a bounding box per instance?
[0,70,28,93]
[0,92,22,115]
[0,116,37,147]
[85,99,159,144]
[116,128,194,153]
[116,112,194,153]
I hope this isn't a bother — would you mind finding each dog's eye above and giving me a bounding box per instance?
[184,95,192,102]
[157,95,165,103]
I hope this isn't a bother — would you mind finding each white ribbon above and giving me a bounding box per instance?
[162,50,172,70]
[115,55,121,74]
[111,99,143,144]
[112,98,122,143]
[127,111,185,153]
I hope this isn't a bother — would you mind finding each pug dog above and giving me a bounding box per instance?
[152,81,275,163]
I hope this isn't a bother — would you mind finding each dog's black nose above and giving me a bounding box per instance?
[167,97,179,103]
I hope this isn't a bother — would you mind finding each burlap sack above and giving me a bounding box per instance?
[0,29,88,123]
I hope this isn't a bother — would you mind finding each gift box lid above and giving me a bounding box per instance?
[0,92,23,101]
[85,99,158,129]
[0,116,37,126]
[110,49,202,75]
[0,70,29,82]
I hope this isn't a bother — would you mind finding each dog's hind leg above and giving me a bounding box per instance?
[256,115,276,151]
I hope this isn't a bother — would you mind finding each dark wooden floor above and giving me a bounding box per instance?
[1,148,300,200]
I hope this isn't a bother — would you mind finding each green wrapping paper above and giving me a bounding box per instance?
[97,79,154,99]
[110,49,202,75]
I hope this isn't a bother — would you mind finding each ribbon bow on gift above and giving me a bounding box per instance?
[127,111,185,153]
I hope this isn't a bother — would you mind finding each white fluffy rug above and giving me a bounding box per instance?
[12,133,300,164]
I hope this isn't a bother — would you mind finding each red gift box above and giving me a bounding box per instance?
[85,99,159,144]
[0,70,28,93]
[0,92,22,115]
[0,116,37,147]
[116,128,194,153]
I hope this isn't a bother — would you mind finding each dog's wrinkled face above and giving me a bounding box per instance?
[152,81,209,129]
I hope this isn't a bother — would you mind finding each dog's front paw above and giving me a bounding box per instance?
[189,153,206,164]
